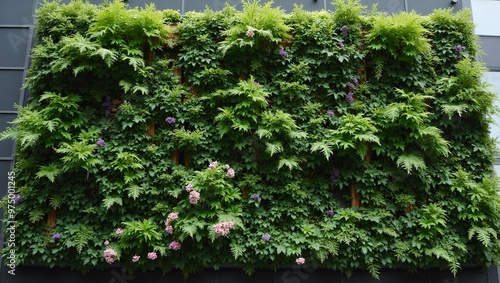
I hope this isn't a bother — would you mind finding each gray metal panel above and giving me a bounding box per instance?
[407,0,462,15]
[326,0,405,14]
[0,114,16,158]
[479,36,500,71]
[127,0,182,11]
[0,70,24,111]
[183,0,244,12]
[0,0,35,25]
[0,28,30,68]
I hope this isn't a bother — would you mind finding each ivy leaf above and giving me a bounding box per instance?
[36,164,63,182]
[396,153,426,174]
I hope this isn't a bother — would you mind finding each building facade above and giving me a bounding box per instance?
[1,0,499,282]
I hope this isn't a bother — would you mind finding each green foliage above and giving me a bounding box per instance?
[3,0,500,279]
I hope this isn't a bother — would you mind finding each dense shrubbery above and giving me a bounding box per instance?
[1,0,499,278]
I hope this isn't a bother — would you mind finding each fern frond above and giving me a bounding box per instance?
[102,196,123,209]
[36,164,63,182]
[396,153,426,174]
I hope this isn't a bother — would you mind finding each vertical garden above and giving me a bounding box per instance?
[1,0,500,278]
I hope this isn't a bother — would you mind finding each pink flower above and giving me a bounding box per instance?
[213,221,235,237]
[169,240,182,251]
[103,248,117,264]
[208,161,218,170]
[226,168,235,178]
[132,255,140,262]
[165,225,174,234]
[165,212,179,226]
[189,190,200,204]
[115,228,123,236]
[104,240,110,246]
[246,29,255,37]
[225,164,230,170]
[147,252,157,260]
[185,183,193,192]
[296,257,305,265]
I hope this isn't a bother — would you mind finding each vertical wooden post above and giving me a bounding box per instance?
[350,180,361,208]
[47,209,56,229]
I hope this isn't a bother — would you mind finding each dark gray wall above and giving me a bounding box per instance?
[1,0,500,282]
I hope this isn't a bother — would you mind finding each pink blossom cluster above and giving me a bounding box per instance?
[132,255,140,262]
[189,190,200,204]
[169,240,182,250]
[246,29,255,37]
[208,161,218,170]
[185,183,193,192]
[103,248,117,264]
[147,252,157,260]
[115,228,123,236]
[296,257,305,265]
[165,212,179,234]
[227,168,235,178]
[213,221,235,237]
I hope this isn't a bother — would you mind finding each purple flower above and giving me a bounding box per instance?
[348,82,355,90]
[12,193,22,205]
[327,110,335,116]
[327,209,334,216]
[169,240,182,251]
[96,138,106,147]
[341,25,348,38]
[279,48,288,58]
[262,233,271,241]
[52,233,61,240]
[147,252,157,260]
[246,29,255,37]
[338,41,344,48]
[251,193,260,200]
[346,92,354,103]
[296,257,306,265]
[353,77,359,86]
[456,45,465,53]
[132,255,140,262]
[165,117,176,124]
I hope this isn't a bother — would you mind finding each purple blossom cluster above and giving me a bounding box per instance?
[341,25,348,39]
[456,45,466,58]
[279,48,288,58]
[327,209,335,216]
[147,252,157,260]
[189,190,200,204]
[132,255,140,262]
[338,41,344,48]
[165,212,178,234]
[213,221,235,237]
[165,117,176,124]
[52,233,61,240]
[104,248,117,264]
[12,193,22,205]
[169,240,182,250]
[102,96,112,117]
[262,233,271,241]
[327,110,335,117]
[330,167,340,185]
[346,92,354,103]
[296,257,306,265]
[346,77,359,104]
[251,193,260,200]
[96,138,106,147]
